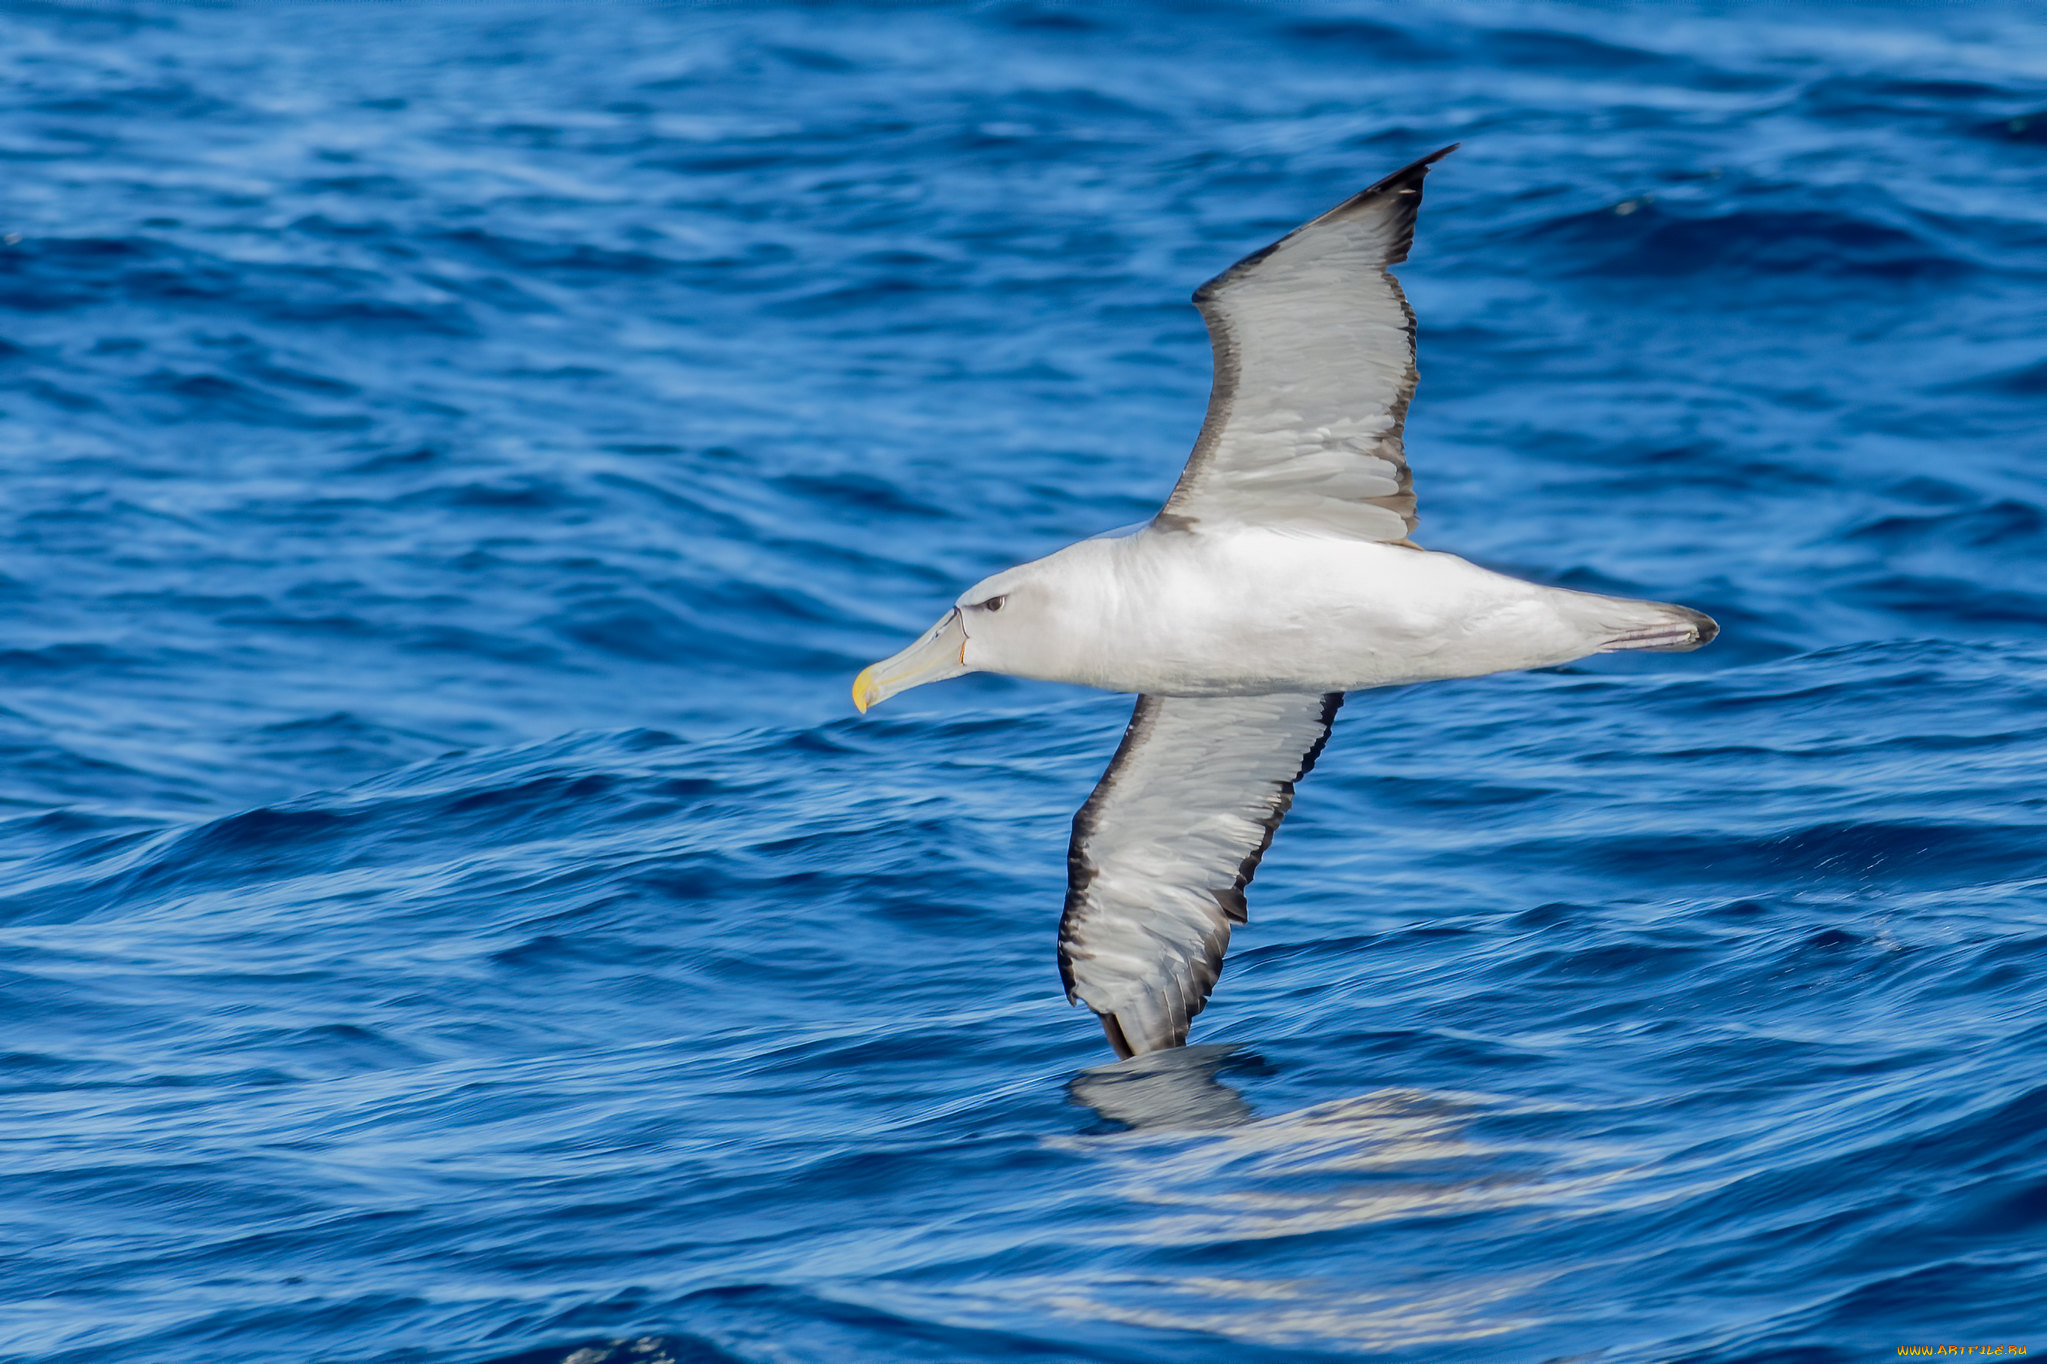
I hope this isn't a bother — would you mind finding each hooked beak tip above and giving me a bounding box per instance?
[852,665,880,714]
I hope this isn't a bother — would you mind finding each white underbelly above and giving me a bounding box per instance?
[1082,532,1609,695]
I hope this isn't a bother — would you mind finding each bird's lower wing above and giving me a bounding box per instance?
[1059,692,1344,1057]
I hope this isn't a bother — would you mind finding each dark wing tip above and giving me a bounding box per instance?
[1193,142,1460,303]
[1303,140,1458,261]
[1358,142,1460,201]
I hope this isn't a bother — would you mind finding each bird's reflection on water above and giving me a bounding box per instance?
[1065,1043,1261,1131]
[486,1059,1635,1362]
[1025,1052,1655,1354]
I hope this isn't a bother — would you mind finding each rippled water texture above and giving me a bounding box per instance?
[4,3,2047,1361]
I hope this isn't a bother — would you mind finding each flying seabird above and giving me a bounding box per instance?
[853,146,1716,1058]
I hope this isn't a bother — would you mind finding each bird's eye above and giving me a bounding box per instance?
[980,595,1006,612]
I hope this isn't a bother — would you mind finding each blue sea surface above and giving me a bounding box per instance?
[4,2,2046,1360]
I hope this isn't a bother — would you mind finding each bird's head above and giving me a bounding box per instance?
[853,548,1101,712]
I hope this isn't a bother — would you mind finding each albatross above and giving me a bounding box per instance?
[852,145,1717,1058]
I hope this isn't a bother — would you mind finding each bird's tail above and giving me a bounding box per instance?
[1597,599,1719,653]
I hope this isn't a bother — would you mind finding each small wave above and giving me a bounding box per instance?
[139,368,370,429]
[1981,109,2047,144]
[1521,201,1968,280]
[1956,357,2047,395]
[481,1336,746,1364]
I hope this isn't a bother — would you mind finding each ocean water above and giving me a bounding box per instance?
[4,2,2046,1360]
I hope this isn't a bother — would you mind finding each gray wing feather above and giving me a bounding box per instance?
[1159,145,1456,543]
[1059,692,1344,1057]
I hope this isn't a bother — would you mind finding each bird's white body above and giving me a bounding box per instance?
[962,527,1692,696]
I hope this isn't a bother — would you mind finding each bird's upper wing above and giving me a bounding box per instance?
[1158,145,1457,544]
[1059,692,1343,1057]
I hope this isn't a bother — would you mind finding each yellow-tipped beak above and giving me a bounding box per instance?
[853,608,970,713]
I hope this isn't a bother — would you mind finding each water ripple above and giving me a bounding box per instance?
[3,2,2046,1362]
